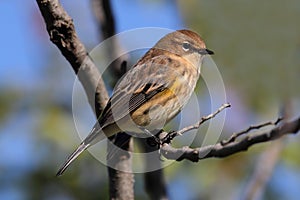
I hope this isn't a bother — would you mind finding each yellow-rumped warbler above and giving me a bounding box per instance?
[56,29,214,176]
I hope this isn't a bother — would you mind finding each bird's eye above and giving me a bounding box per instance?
[182,42,190,51]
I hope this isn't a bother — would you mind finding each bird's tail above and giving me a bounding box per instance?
[56,142,90,176]
[56,124,107,176]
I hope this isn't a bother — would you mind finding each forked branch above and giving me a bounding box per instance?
[160,112,300,162]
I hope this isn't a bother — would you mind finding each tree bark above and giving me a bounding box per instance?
[36,0,109,116]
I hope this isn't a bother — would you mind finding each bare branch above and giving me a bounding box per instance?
[91,0,128,81]
[90,1,134,199]
[137,138,168,200]
[36,0,109,116]
[161,103,230,144]
[160,117,300,162]
[243,140,284,200]
[242,102,291,200]
[107,134,134,200]
[221,117,283,145]
[178,103,231,135]
[91,0,116,40]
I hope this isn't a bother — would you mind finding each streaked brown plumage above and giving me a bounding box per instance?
[56,29,214,176]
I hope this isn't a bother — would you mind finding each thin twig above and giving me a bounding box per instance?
[177,103,231,135]
[221,117,283,146]
[160,103,230,145]
[160,116,300,162]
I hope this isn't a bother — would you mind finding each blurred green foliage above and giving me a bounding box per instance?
[179,0,300,111]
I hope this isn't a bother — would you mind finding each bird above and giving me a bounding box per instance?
[56,29,214,176]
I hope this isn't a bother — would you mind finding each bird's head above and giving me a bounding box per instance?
[154,29,214,67]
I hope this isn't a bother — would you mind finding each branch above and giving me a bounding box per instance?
[90,1,134,199]
[91,0,115,39]
[243,140,284,200]
[242,103,291,200]
[36,0,109,116]
[107,134,134,200]
[161,103,230,145]
[91,0,128,81]
[37,1,134,198]
[160,116,300,162]
[137,138,168,200]
[221,117,282,145]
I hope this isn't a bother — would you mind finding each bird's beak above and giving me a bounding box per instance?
[198,48,214,55]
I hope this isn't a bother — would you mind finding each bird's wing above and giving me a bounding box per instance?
[99,55,178,128]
